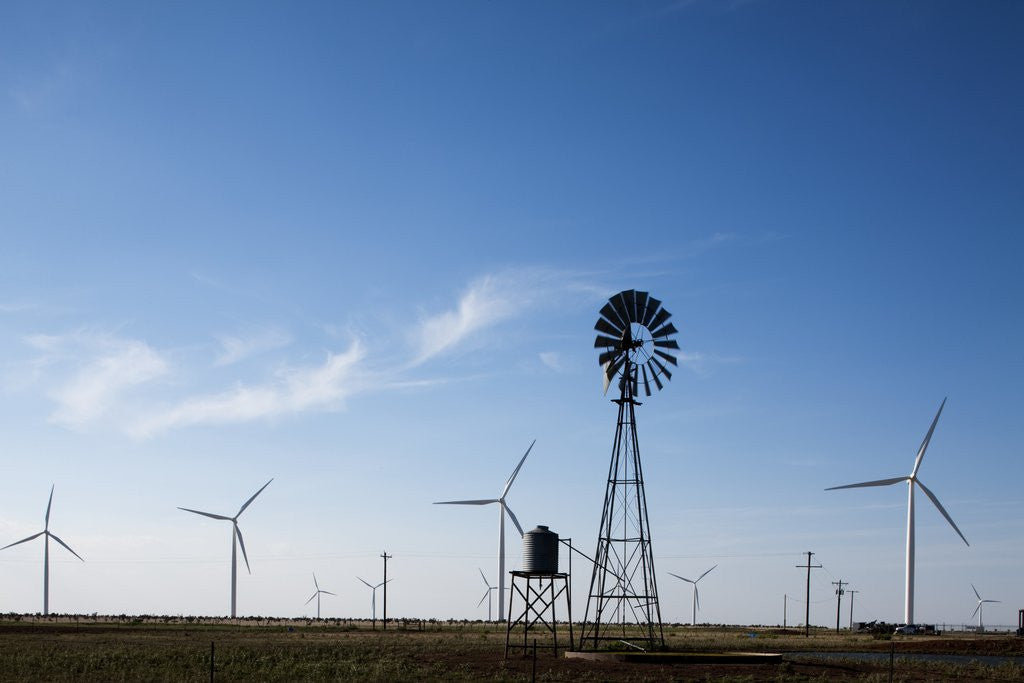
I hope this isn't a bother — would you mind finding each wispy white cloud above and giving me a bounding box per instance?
[538,351,566,373]
[676,350,742,377]
[214,327,292,366]
[408,268,596,365]
[25,330,169,428]
[129,340,365,438]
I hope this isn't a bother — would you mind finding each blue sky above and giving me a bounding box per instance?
[1,1,1021,627]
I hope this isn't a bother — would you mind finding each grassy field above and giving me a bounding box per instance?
[0,617,1021,681]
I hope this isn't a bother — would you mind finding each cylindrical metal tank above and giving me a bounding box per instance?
[522,525,559,574]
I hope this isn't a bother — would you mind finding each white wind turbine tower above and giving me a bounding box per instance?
[178,478,272,618]
[826,398,968,625]
[668,565,717,626]
[0,485,83,616]
[357,577,391,624]
[434,439,535,623]
[971,584,999,631]
[477,568,497,621]
[305,573,336,620]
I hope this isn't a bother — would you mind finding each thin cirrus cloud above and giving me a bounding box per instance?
[128,340,366,438]
[407,267,601,366]
[214,327,292,366]
[24,329,169,428]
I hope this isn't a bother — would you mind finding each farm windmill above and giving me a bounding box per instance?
[581,289,679,650]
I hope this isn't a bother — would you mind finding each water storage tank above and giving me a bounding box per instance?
[522,525,559,574]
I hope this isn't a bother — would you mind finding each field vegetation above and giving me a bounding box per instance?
[0,615,1021,681]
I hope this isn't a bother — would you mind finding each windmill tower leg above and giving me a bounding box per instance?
[44,534,50,617]
[581,378,664,650]
[905,482,915,625]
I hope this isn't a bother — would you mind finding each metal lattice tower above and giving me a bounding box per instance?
[580,289,678,651]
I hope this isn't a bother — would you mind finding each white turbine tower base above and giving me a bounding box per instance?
[669,565,717,626]
[434,439,536,623]
[179,478,272,618]
[971,584,999,631]
[827,398,968,626]
[0,485,83,616]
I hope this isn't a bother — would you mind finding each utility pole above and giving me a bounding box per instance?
[796,552,821,637]
[833,580,847,633]
[381,551,392,631]
[847,590,859,629]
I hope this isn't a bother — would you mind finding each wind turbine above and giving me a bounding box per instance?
[1,485,83,616]
[668,565,717,625]
[178,478,272,618]
[477,568,497,621]
[826,398,968,625]
[357,576,391,626]
[434,439,535,623]
[971,584,999,631]
[304,572,336,620]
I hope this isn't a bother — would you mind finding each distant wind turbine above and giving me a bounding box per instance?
[305,572,336,620]
[477,568,497,621]
[1,485,83,616]
[669,565,717,625]
[826,398,968,625]
[971,584,999,631]
[178,478,273,618]
[434,439,535,622]
[357,576,391,625]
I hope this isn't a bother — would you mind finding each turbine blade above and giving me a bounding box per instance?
[825,476,908,491]
[695,586,701,612]
[648,307,671,333]
[1,531,45,551]
[45,485,54,530]
[48,532,84,561]
[321,591,336,596]
[238,478,273,517]
[600,302,626,331]
[634,291,650,325]
[357,577,374,588]
[642,296,661,327]
[305,593,317,605]
[697,564,718,582]
[651,322,678,339]
[668,572,694,584]
[972,603,981,618]
[610,291,633,327]
[911,398,946,479]
[382,578,394,587]
[915,479,969,546]
[313,573,320,591]
[653,339,680,350]
[598,350,621,367]
[647,360,663,391]
[983,599,1000,604]
[434,499,499,506]
[504,504,525,537]
[479,567,490,588]
[654,349,678,365]
[972,583,981,601]
[178,507,232,521]
[235,523,252,574]
[594,317,623,338]
[478,591,489,608]
[502,440,536,498]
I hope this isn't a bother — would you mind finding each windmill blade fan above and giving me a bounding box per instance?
[594,289,679,396]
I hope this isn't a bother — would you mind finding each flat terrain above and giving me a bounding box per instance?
[0,617,1021,681]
